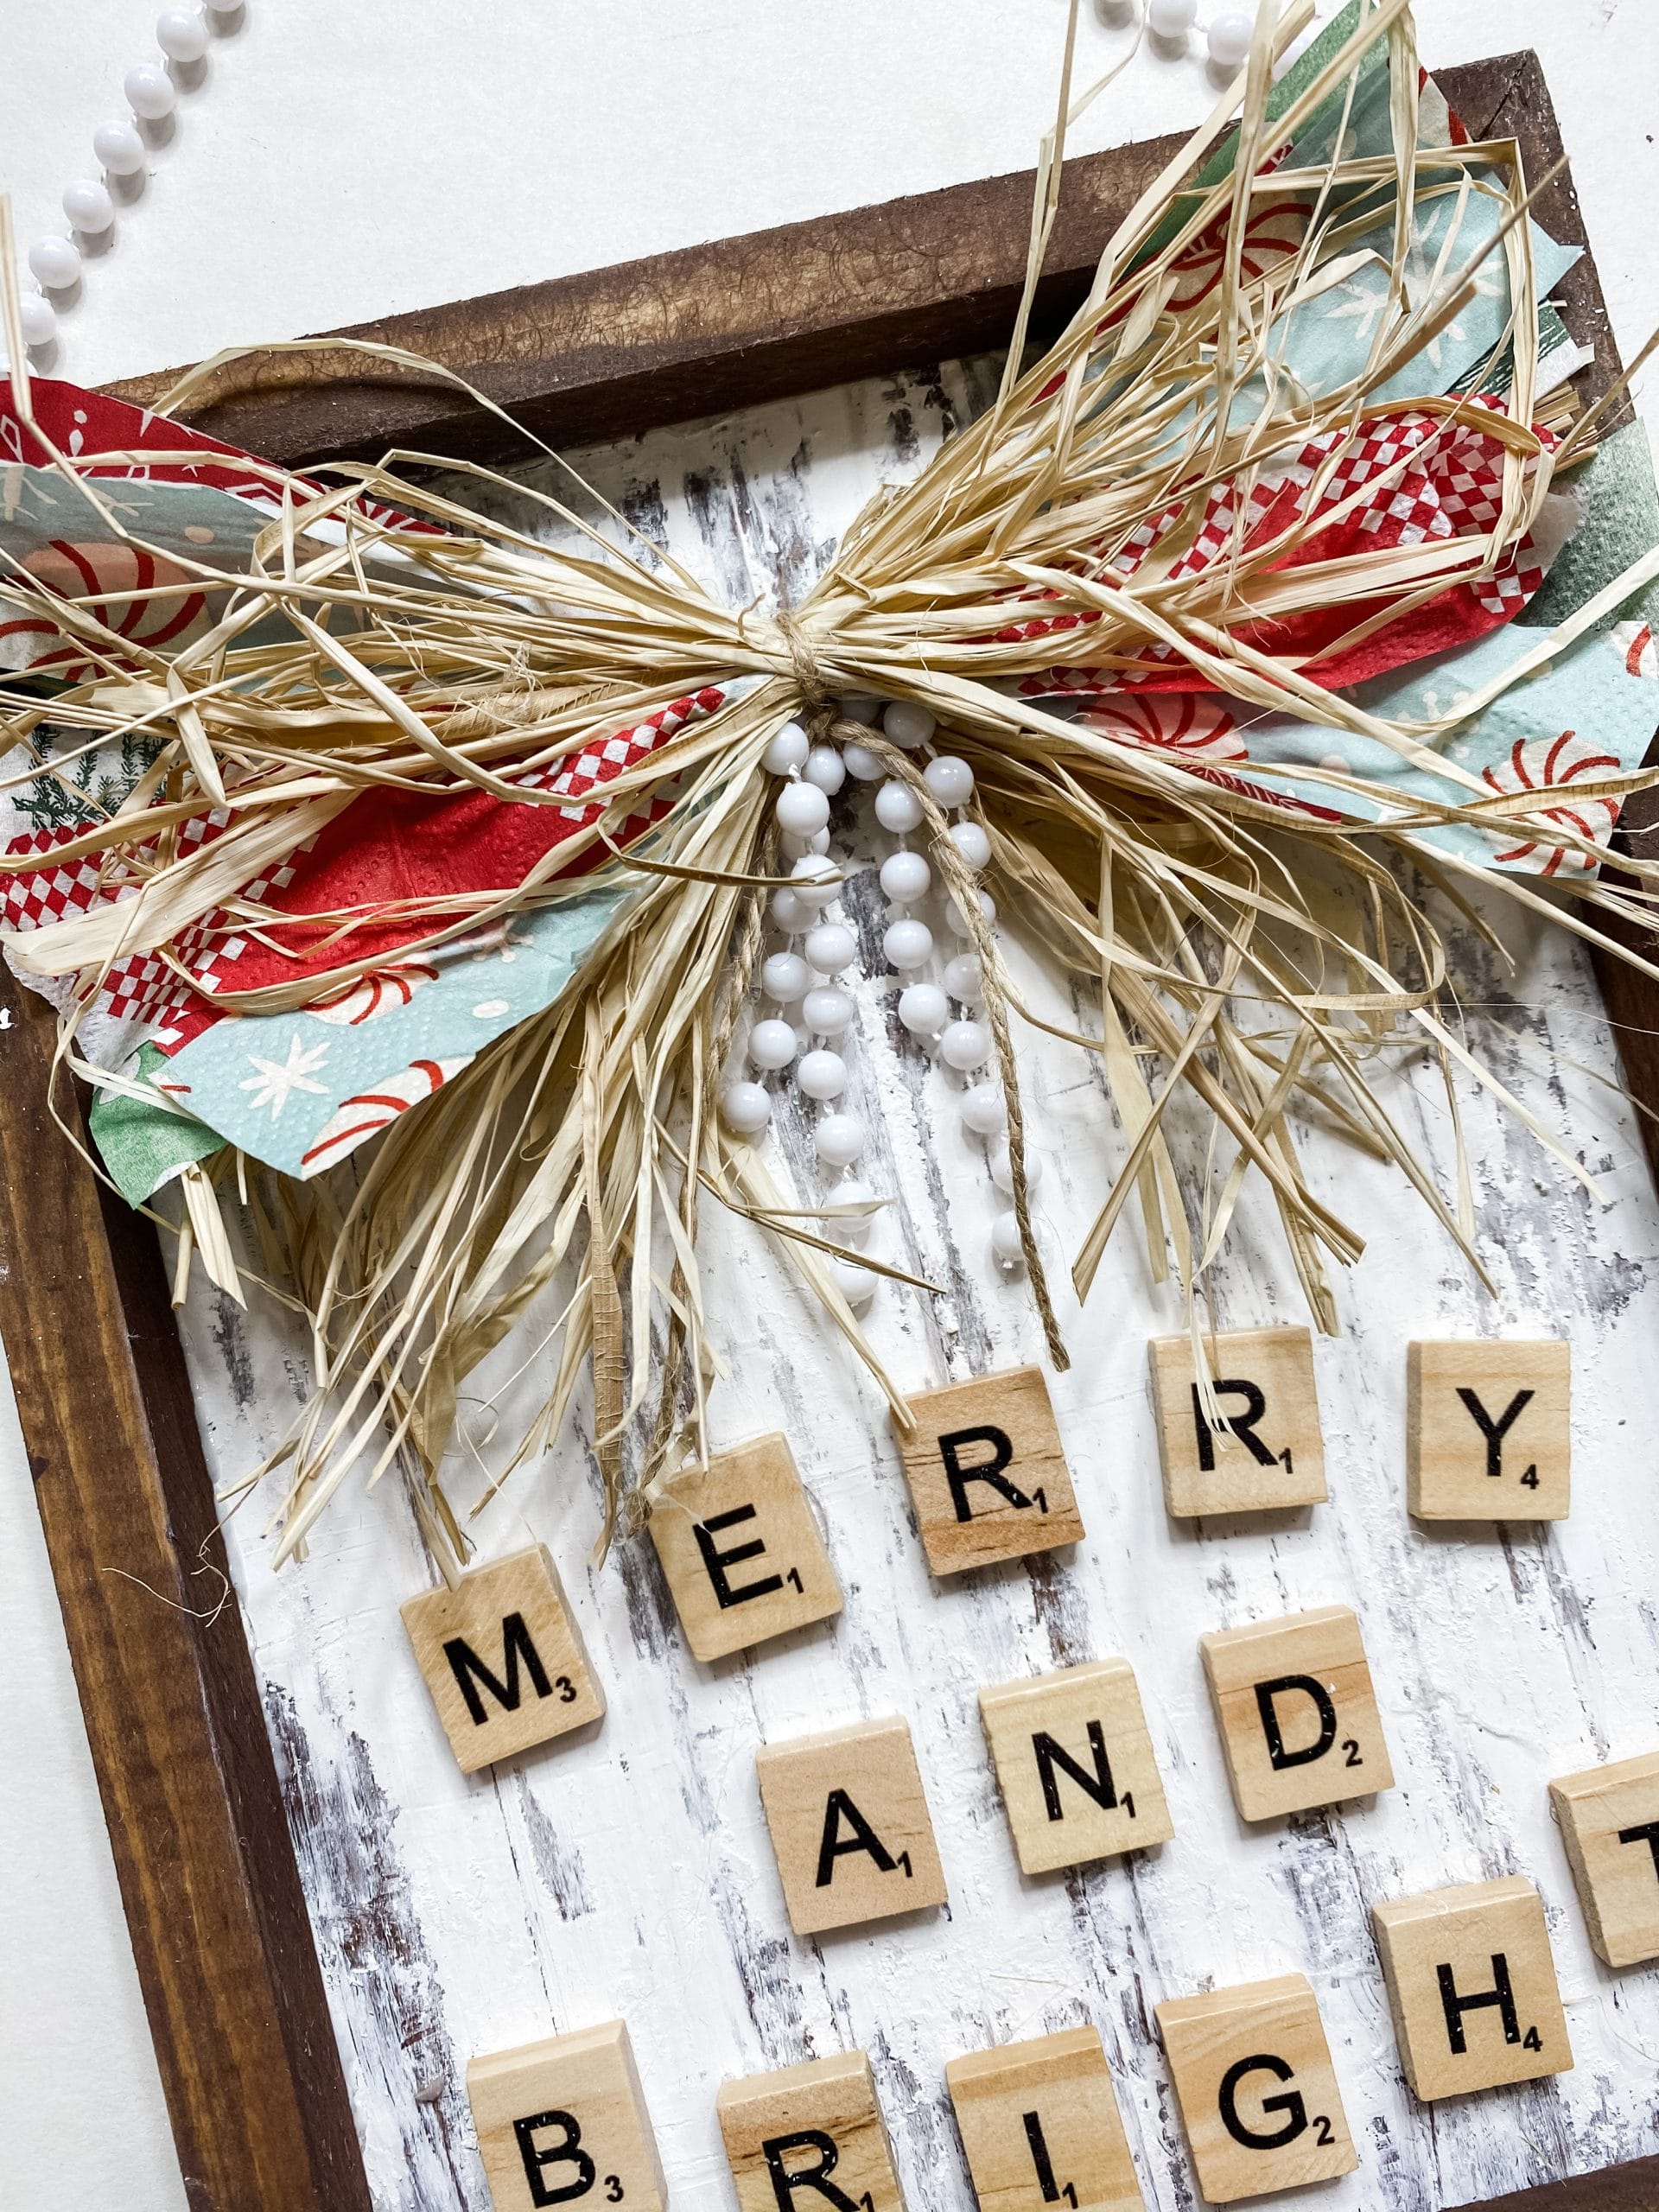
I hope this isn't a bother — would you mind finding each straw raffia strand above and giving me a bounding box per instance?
[4,0,1659,1569]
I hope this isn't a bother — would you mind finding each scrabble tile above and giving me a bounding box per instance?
[1550,1750,1659,1967]
[1155,1974,1356,2203]
[946,2026,1145,2212]
[979,1659,1173,1874]
[718,2050,905,2212]
[1408,1338,1570,1520]
[1200,1605,1392,1822]
[647,1433,842,1662]
[1371,1877,1573,2100]
[756,1715,947,1935]
[401,1545,604,1775]
[467,2019,665,2212]
[1147,1328,1326,1517]
[892,1366,1084,1575]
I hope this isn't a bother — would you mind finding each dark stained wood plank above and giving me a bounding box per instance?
[1457,2153,1659,2209]
[0,963,372,2212]
[99,53,1552,474]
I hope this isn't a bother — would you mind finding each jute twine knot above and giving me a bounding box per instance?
[769,609,1068,1375]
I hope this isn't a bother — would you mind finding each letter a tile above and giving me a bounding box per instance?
[467,2019,666,2212]
[756,1715,947,1935]
[946,2025,1145,2210]
[1200,1605,1392,1821]
[893,1366,1084,1575]
[1408,1339,1570,1520]
[648,1433,842,1662]
[1156,1975,1356,2202]
[718,2050,905,2212]
[402,1544,604,1775]
[1371,1878,1572,2099]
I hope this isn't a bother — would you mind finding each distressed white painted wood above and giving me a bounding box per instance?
[177,356,1659,2210]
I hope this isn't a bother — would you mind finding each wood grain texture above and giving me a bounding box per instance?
[0,968,370,2212]
[97,54,1570,475]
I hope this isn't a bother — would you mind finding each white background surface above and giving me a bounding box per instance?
[3,5,1658,2209]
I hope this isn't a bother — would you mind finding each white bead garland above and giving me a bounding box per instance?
[1147,0,1198,36]
[92,120,146,175]
[802,985,853,1037]
[721,1080,772,1135]
[761,950,809,1001]
[16,10,226,365]
[804,921,855,973]
[748,1018,798,1071]
[156,7,212,61]
[27,237,80,291]
[62,180,116,235]
[124,62,177,119]
[1207,9,1255,70]
[728,692,1032,1304]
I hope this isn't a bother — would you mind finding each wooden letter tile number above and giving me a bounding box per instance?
[1148,1328,1325,1517]
[892,1366,1084,1575]
[467,2019,666,2212]
[1155,1974,1356,2203]
[1550,1750,1659,1967]
[718,2050,905,2212]
[946,2026,1145,2212]
[979,1659,1173,1874]
[1200,1605,1393,1822]
[648,1433,842,1662]
[402,1544,604,1775]
[1408,1338,1570,1520]
[1371,1877,1573,2099]
[756,1715,948,1935]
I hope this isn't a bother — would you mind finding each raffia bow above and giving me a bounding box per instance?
[4,0,1659,1569]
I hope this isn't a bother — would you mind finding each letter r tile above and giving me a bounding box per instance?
[892,1366,1084,1575]
[718,2050,905,2212]
[1200,1605,1392,1821]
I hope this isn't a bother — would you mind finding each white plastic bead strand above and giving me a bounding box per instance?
[15,8,226,365]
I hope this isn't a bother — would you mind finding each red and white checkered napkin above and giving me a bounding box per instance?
[1,686,729,1062]
[1004,399,1554,700]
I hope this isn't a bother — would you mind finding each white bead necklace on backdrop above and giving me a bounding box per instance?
[724,696,1042,1309]
[15,4,241,361]
[12,0,1262,368]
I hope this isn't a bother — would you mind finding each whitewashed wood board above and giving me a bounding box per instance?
[176,356,1659,2210]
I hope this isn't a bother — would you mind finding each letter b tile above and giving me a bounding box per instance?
[756,1716,948,1935]
[1156,1974,1356,2203]
[718,2050,905,2212]
[1200,1605,1392,1821]
[402,1545,604,1775]
[1371,1878,1572,2099]
[893,1366,1084,1575]
[467,2019,666,2212]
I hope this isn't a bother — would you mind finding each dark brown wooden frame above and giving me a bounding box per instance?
[4,48,1656,2211]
